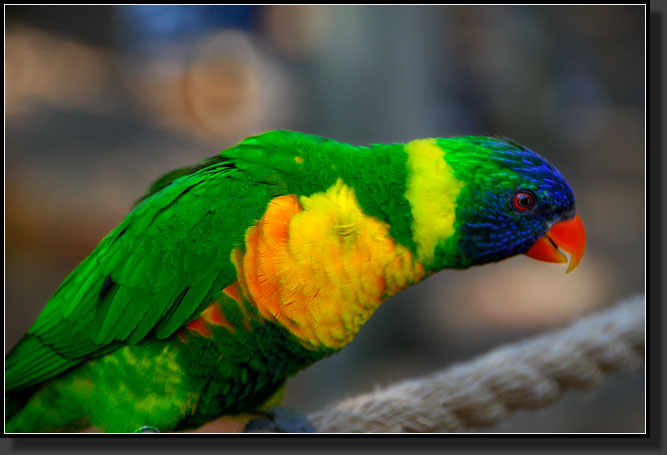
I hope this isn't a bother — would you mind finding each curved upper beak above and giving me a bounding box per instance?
[524,214,586,273]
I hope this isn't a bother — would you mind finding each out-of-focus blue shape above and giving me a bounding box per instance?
[113,5,261,57]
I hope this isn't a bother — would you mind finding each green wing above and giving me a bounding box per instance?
[5,130,355,391]
[5,156,285,390]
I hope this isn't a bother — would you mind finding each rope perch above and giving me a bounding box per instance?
[308,294,645,432]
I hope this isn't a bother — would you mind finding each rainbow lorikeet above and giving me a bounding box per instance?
[5,130,586,433]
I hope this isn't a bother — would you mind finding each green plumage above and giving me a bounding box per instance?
[5,130,578,432]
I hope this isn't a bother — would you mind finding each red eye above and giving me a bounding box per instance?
[513,192,534,212]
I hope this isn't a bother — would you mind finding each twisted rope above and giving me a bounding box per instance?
[308,294,645,433]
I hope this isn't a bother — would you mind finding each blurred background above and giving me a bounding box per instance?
[5,5,645,433]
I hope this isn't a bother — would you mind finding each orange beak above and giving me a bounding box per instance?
[524,214,586,273]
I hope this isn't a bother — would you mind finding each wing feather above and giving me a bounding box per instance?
[5,130,334,391]
[6,162,273,390]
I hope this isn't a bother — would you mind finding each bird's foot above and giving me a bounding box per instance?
[244,406,317,433]
[134,426,160,433]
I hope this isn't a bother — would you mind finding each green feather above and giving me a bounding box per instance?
[6,130,579,432]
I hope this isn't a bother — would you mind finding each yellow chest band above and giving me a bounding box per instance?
[231,179,425,350]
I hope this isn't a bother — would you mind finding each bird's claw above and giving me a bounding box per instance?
[134,426,160,433]
[244,406,316,433]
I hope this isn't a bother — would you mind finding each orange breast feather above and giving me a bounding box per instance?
[231,179,425,350]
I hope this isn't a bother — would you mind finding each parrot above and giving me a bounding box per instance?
[5,130,586,433]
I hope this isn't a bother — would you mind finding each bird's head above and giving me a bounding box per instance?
[421,136,586,272]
